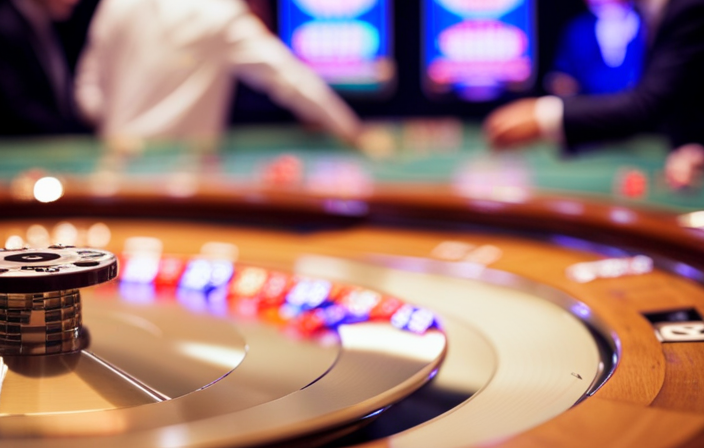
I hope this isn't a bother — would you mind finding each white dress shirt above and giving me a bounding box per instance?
[75,0,360,144]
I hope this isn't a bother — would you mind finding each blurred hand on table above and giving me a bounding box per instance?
[665,143,704,190]
[301,119,396,160]
[348,124,396,160]
[483,98,542,149]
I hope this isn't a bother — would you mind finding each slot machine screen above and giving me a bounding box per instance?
[278,0,395,95]
[423,0,535,101]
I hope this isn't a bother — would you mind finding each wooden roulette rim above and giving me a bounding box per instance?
[1,179,704,447]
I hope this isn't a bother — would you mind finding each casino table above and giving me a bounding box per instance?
[2,121,704,210]
[1,123,704,447]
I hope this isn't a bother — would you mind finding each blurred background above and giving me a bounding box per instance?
[5,0,700,211]
[56,0,626,123]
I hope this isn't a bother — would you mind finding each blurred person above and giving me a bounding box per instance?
[0,0,84,136]
[546,0,646,96]
[484,0,704,189]
[75,0,369,156]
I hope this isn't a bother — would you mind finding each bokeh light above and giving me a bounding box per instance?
[4,235,24,250]
[26,225,50,248]
[87,223,112,248]
[33,177,64,203]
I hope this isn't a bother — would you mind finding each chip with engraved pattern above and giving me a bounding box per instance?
[0,247,118,355]
[0,247,117,294]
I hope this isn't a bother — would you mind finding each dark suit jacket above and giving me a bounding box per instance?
[0,0,83,136]
[553,9,645,95]
[563,0,704,152]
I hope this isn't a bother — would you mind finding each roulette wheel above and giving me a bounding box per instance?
[1,177,704,448]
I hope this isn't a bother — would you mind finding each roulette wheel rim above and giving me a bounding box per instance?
[2,177,704,448]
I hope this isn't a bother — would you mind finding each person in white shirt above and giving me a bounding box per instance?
[484,0,704,189]
[75,0,364,153]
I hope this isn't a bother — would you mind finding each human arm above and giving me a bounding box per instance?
[225,10,363,146]
[74,39,103,126]
[485,0,704,152]
[561,0,704,151]
[74,0,125,127]
[483,96,564,149]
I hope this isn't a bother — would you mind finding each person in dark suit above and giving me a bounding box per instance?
[547,0,646,96]
[484,0,704,188]
[0,0,82,137]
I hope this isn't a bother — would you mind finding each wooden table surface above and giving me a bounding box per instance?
[2,182,704,447]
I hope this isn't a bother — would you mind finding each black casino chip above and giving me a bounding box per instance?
[0,247,118,293]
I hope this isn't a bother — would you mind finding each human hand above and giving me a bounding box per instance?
[665,143,704,189]
[349,124,396,160]
[483,98,542,149]
[301,120,394,159]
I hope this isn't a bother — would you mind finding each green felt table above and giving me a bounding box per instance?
[0,122,701,211]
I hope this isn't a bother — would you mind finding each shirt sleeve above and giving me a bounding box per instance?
[224,10,361,142]
[74,0,115,126]
[534,95,565,143]
[74,44,103,125]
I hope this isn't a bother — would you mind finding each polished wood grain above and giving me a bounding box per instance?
[8,178,704,269]
[2,215,703,448]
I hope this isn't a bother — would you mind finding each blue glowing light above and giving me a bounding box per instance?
[286,278,332,309]
[280,0,392,91]
[293,0,376,19]
[210,260,235,288]
[180,259,234,291]
[292,20,380,62]
[180,259,213,290]
[424,0,534,101]
[570,303,592,319]
[208,286,230,317]
[119,281,156,304]
[407,308,436,333]
[121,256,160,284]
[177,287,209,313]
[390,304,415,329]
[318,304,349,327]
[437,0,522,18]
[391,305,437,333]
